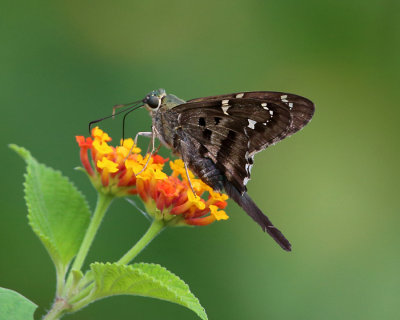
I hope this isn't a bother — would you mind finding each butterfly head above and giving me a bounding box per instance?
[143,88,167,111]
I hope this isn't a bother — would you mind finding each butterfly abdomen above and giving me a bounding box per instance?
[190,157,225,191]
[178,142,225,192]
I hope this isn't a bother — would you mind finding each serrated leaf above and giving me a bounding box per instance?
[10,144,91,267]
[0,287,37,320]
[89,262,208,320]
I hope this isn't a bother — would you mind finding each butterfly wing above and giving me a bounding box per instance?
[167,92,313,251]
[188,91,315,139]
[173,93,314,193]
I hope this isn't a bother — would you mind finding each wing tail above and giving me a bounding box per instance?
[224,182,292,251]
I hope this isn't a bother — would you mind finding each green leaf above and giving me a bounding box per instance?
[90,262,208,320]
[10,144,91,268]
[0,287,37,320]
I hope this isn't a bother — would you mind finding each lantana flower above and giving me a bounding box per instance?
[76,127,229,226]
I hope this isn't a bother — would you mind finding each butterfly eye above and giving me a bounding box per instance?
[145,95,160,109]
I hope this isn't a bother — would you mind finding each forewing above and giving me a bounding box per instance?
[188,91,315,138]
[173,98,294,193]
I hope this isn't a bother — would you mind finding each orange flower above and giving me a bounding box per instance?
[76,136,94,176]
[76,127,229,226]
[76,127,149,196]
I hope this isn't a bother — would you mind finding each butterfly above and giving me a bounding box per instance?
[108,89,314,251]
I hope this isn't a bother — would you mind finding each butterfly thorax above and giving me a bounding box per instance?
[151,107,179,152]
[151,94,185,152]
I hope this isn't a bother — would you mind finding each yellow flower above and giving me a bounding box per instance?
[152,168,168,180]
[96,157,119,187]
[125,159,144,175]
[187,190,206,210]
[170,159,194,180]
[209,189,229,202]
[191,179,210,195]
[119,138,141,154]
[92,127,111,142]
[93,139,113,155]
[209,205,229,221]
[97,158,119,173]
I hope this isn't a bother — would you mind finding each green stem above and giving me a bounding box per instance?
[68,282,94,305]
[69,293,94,313]
[69,219,165,313]
[55,264,67,297]
[70,218,165,305]
[64,193,113,292]
[41,298,68,320]
[117,219,165,265]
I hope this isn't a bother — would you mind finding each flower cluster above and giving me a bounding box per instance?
[76,127,229,226]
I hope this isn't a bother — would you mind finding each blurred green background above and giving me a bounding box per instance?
[1,0,399,319]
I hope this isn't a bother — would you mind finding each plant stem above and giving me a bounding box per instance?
[69,219,165,313]
[68,282,94,305]
[55,264,67,297]
[117,219,165,265]
[64,193,113,292]
[42,298,68,320]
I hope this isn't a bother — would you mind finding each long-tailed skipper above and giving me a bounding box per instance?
[105,89,314,251]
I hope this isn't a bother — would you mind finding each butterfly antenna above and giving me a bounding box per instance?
[88,100,142,133]
[121,104,143,141]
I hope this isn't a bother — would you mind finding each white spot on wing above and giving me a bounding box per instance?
[281,95,289,103]
[245,163,253,174]
[288,102,294,109]
[222,105,230,115]
[269,110,273,116]
[247,119,257,129]
[236,93,244,98]
[222,99,229,105]
[243,177,250,185]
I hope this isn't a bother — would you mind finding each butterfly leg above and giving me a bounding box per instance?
[135,127,156,176]
[121,131,152,162]
[178,141,199,197]
[183,161,198,198]
[134,131,153,145]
